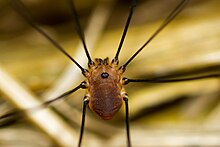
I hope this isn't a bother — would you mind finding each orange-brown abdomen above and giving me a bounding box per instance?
[90,82,122,120]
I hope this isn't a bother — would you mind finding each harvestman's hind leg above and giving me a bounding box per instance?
[78,96,89,147]
[123,95,131,147]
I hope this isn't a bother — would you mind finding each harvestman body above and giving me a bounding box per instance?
[86,58,126,120]
[2,0,220,147]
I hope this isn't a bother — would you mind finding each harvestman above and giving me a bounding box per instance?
[1,0,220,147]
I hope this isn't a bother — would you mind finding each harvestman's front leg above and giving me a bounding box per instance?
[78,95,90,147]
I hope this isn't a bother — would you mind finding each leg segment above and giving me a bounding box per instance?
[78,96,89,147]
[123,96,131,147]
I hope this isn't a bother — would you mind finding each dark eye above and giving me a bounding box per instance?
[101,72,109,78]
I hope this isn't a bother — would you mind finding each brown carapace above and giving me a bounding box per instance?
[85,58,126,120]
[3,0,220,147]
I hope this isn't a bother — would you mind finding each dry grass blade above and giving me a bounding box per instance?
[0,65,77,146]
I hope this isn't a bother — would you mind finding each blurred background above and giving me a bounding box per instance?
[0,0,220,146]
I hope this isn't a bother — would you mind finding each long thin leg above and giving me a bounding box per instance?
[0,82,86,126]
[44,81,87,105]
[121,0,189,70]
[78,97,89,147]
[114,0,136,61]
[67,0,93,64]
[9,0,85,72]
[123,73,220,84]
[123,96,131,147]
